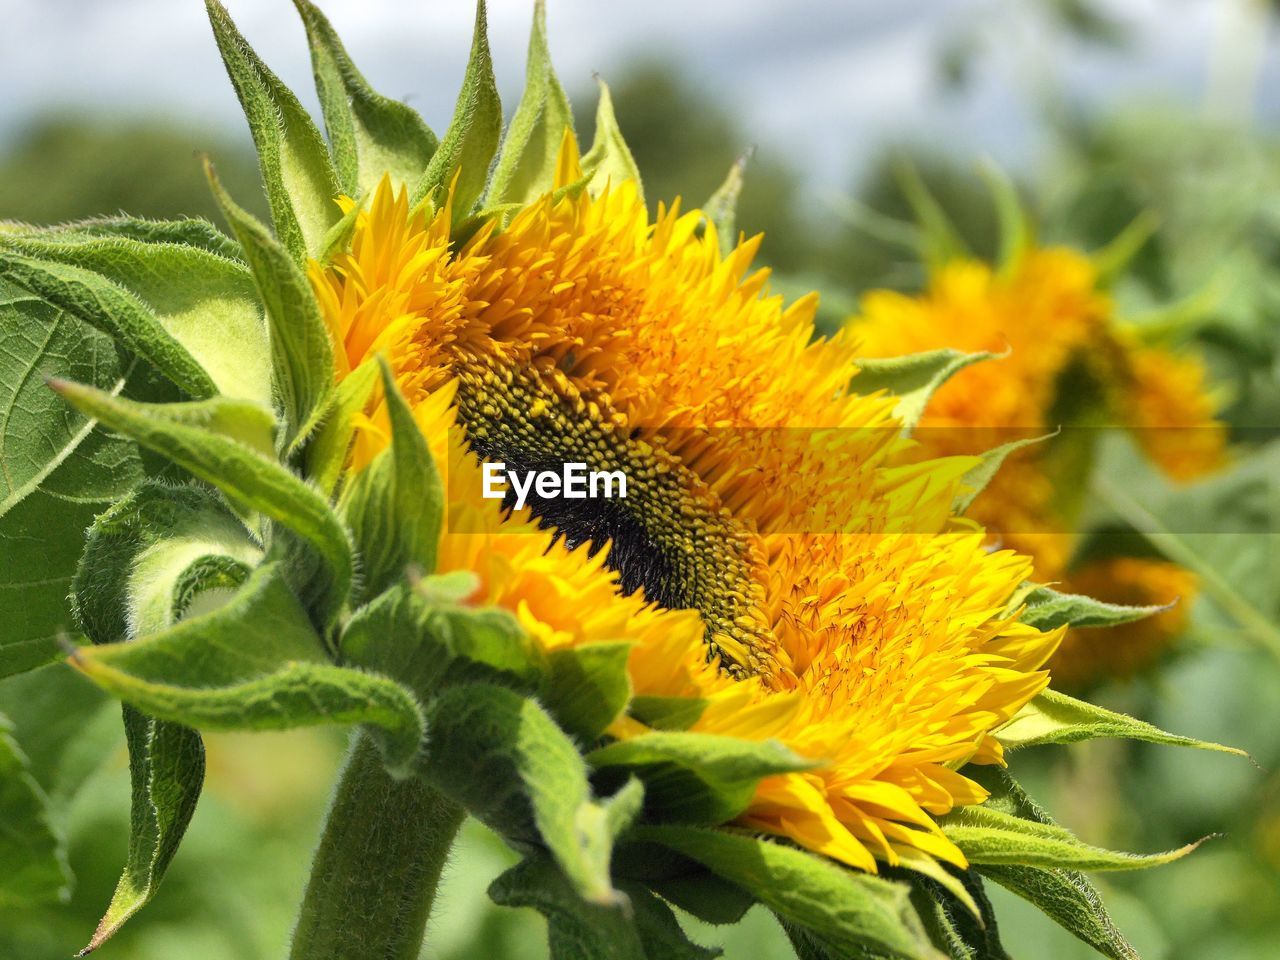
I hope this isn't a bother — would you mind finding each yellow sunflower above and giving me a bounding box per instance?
[310,141,1064,875]
[853,245,1226,683]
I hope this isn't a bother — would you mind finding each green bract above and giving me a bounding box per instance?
[0,3,1244,960]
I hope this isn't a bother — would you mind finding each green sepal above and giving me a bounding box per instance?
[541,642,633,741]
[1016,584,1170,631]
[204,159,334,452]
[78,707,204,957]
[939,804,1205,871]
[905,868,1010,960]
[629,696,710,732]
[419,682,639,905]
[486,0,575,208]
[67,563,424,775]
[953,433,1050,514]
[581,78,643,201]
[413,0,502,219]
[895,159,971,269]
[338,359,443,602]
[0,233,272,406]
[307,356,380,498]
[634,826,941,960]
[703,154,748,245]
[996,687,1245,755]
[588,733,815,825]
[979,160,1031,274]
[70,481,260,648]
[0,248,217,399]
[339,579,544,697]
[51,380,354,631]
[0,713,71,910]
[965,769,1141,960]
[854,349,996,433]
[292,0,438,196]
[205,0,341,262]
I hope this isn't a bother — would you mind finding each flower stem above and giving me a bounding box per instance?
[289,733,463,960]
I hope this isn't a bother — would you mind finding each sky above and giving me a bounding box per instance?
[1,0,1277,198]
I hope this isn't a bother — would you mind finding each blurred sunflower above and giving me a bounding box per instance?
[853,244,1227,686]
[310,141,1064,876]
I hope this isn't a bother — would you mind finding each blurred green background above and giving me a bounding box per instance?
[1,0,1278,957]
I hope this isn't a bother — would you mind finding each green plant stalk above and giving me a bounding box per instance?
[290,733,464,960]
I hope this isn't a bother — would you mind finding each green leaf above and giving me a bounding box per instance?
[414,0,502,218]
[0,234,272,407]
[306,356,379,497]
[487,0,574,208]
[338,360,443,601]
[939,804,1204,870]
[541,642,632,741]
[1017,584,1168,631]
[623,881,723,959]
[629,696,709,732]
[205,0,341,262]
[853,349,995,432]
[421,683,636,904]
[588,733,814,825]
[68,563,424,774]
[52,381,353,631]
[953,433,1050,515]
[205,160,334,451]
[580,79,643,201]
[292,0,438,196]
[79,707,204,956]
[703,154,748,244]
[0,284,145,676]
[996,687,1245,755]
[635,826,940,960]
[979,865,1138,960]
[339,579,544,696]
[0,249,218,399]
[31,216,244,262]
[70,481,260,647]
[0,713,71,910]
[489,856,646,960]
[906,868,1010,960]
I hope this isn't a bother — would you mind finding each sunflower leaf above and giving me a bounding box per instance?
[0,713,71,910]
[421,683,636,904]
[0,249,218,399]
[0,234,272,407]
[19,216,243,262]
[542,642,633,741]
[635,826,941,960]
[339,580,544,697]
[67,562,424,774]
[487,0,575,208]
[953,432,1050,515]
[339,360,442,601]
[414,0,502,218]
[205,0,341,262]
[307,356,380,498]
[0,283,149,677]
[853,349,995,433]
[581,79,642,201]
[50,381,353,631]
[205,160,334,451]
[488,856,647,960]
[996,687,1245,755]
[78,707,205,957]
[588,733,816,825]
[703,154,748,245]
[939,803,1206,870]
[978,865,1138,960]
[1017,584,1169,631]
[293,0,438,196]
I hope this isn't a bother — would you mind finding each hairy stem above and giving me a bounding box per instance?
[290,733,464,960]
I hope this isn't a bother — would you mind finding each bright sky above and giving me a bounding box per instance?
[1,0,1276,196]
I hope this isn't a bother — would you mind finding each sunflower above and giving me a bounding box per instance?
[853,245,1226,683]
[311,136,1065,874]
